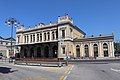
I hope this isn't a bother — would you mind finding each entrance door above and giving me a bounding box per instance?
[103,43,108,57]
[37,47,41,58]
[30,47,34,58]
[24,48,27,58]
[94,44,98,58]
[76,45,80,58]
[84,45,89,57]
[44,46,49,58]
[53,46,58,58]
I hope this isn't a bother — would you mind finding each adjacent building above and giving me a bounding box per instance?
[16,15,114,59]
[0,36,16,58]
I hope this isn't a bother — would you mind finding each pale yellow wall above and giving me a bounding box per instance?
[73,28,84,39]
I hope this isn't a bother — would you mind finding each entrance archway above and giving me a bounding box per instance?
[53,45,58,58]
[103,43,108,57]
[24,48,27,58]
[76,45,80,58]
[84,45,89,57]
[37,47,41,58]
[44,46,49,58]
[30,47,34,58]
[93,44,98,57]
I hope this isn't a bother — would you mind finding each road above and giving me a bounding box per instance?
[0,59,120,80]
[66,63,120,80]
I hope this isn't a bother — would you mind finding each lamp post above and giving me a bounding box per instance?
[5,18,20,58]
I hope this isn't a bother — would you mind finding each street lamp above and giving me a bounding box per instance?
[5,18,20,58]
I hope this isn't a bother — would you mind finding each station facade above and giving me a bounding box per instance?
[16,15,114,59]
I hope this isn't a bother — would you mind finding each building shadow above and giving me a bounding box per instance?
[0,67,18,74]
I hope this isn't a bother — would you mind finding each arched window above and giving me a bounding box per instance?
[40,33,42,41]
[84,45,89,57]
[103,43,108,57]
[76,45,80,58]
[93,44,98,57]
[56,31,58,39]
[44,33,46,41]
[24,36,26,43]
[33,34,35,42]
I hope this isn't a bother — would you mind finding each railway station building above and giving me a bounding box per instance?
[16,15,114,59]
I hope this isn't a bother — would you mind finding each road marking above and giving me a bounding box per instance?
[59,65,74,80]
[111,68,120,73]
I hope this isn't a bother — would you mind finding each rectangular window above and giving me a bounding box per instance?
[62,30,65,38]
[62,47,65,54]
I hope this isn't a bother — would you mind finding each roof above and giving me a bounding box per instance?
[16,21,86,35]
[0,36,16,41]
[74,34,114,42]
[5,37,16,41]
[0,36,4,39]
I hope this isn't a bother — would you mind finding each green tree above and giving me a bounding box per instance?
[114,42,120,56]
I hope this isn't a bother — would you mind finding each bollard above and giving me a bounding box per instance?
[66,61,68,66]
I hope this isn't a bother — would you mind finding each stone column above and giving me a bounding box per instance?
[23,35,25,43]
[108,42,110,57]
[80,44,84,57]
[25,35,27,43]
[39,33,40,42]
[112,41,115,57]
[29,34,30,43]
[35,33,37,43]
[31,34,33,43]
[42,32,44,42]
[89,43,93,57]
[80,44,83,57]
[50,31,52,41]
[46,32,48,41]
[54,31,56,40]
[99,42,102,57]
[109,42,112,57]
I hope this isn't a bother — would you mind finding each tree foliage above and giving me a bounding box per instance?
[114,42,120,56]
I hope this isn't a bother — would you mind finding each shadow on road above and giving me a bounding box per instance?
[0,67,18,74]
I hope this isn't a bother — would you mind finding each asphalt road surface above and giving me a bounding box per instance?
[0,60,120,80]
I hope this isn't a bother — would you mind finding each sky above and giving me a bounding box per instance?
[0,0,120,41]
